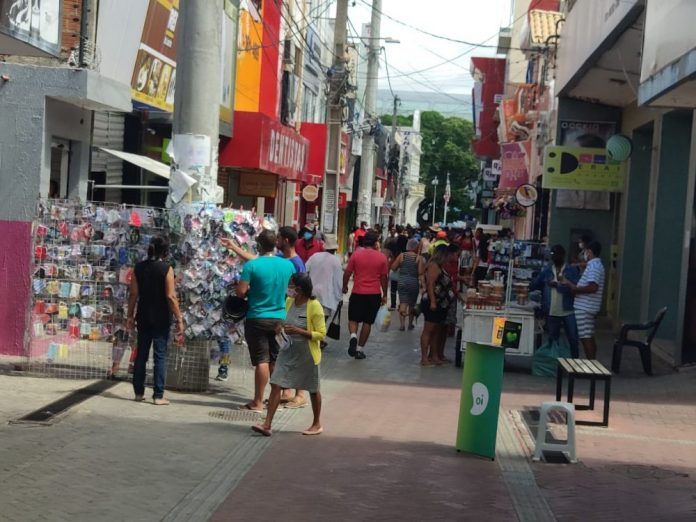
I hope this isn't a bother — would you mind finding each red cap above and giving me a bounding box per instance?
[436,231,447,239]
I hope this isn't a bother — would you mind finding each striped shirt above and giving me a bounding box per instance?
[574,258,605,314]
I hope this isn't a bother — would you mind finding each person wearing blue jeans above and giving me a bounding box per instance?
[128,237,184,405]
[216,337,231,381]
[529,244,581,358]
[133,326,170,399]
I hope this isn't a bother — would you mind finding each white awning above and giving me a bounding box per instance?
[99,148,171,180]
[91,185,168,190]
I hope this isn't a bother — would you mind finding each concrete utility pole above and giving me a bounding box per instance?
[321,0,348,235]
[171,0,223,205]
[356,0,382,226]
[390,94,400,225]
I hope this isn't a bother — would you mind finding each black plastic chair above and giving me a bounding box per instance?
[611,307,667,376]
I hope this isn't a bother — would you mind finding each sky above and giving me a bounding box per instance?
[345,0,513,96]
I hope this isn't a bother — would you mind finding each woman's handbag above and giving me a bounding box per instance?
[327,302,343,340]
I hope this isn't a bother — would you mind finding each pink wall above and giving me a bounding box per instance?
[0,221,32,356]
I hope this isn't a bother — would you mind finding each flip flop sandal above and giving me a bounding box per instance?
[302,428,323,436]
[239,404,263,412]
[251,425,272,437]
[284,400,307,409]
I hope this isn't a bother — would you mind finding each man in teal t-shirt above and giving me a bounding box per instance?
[236,229,294,411]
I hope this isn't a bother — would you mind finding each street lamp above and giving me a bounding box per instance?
[431,177,439,225]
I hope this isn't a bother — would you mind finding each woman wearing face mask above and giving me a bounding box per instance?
[295,227,324,264]
[253,273,326,436]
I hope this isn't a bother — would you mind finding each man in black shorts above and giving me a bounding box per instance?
[235,230,295,411]
[342,231,388,359]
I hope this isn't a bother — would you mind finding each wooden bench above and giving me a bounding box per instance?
[556,358,612,427]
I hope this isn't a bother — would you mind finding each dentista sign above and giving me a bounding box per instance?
[267,128,308,174]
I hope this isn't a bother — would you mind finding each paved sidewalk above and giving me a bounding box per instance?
[0,315,694,521]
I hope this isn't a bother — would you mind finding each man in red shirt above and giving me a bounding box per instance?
[342,231,388,359]
[353,221,368,251]
[295,226,324,263]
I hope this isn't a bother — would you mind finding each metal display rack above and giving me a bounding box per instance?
[26,199,168,379]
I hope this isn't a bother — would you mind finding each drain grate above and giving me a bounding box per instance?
[209,409,264,423]
[12,380,118,425]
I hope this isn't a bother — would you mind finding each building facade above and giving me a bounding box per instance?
[0,0,132,356]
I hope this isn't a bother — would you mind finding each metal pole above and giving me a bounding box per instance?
[172,0,223,205]
[390,94,401,224]
[443,172,450,226]
[356,0,382,226]
[432,184,437,226]
[320,0,348,236]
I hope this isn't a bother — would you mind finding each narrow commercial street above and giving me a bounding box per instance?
[0,319,694,521]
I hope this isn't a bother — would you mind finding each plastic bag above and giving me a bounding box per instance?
[375,305,391,332]
[531,337,572,377]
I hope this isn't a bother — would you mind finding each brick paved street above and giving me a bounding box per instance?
[0,317,695,521]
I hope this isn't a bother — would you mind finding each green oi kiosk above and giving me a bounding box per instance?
[455,342,506,460]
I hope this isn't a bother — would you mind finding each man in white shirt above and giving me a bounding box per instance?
[562,241,605,359]
[305,234,344,331]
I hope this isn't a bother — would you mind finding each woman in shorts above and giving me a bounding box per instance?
[419,245,455,367]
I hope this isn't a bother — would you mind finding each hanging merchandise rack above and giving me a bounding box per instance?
[26,199,169,379]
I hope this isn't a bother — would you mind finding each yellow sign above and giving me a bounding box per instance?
[542,146,624,192]
[491,317,506,347]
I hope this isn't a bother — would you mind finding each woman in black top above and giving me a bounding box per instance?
[127,237,184,405]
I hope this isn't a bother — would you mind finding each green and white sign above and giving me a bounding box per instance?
[456,342,505,459]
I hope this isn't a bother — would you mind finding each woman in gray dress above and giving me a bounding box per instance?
[252,273,326,437]
[390,238,425,331]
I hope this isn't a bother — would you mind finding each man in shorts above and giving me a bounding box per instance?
[235,230,295,411]
[343,231,388,360]
[563,241,605,359]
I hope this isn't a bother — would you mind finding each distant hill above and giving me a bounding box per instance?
[376,89,472,119]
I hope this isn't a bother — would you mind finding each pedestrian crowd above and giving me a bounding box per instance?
[126,218,605,436]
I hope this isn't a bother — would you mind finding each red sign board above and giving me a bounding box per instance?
[299,123,327,179]
[220,111,316,183]
[339,192,347,209]
[499,140,531,189]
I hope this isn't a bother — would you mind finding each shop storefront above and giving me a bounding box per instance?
[552,0,696,365]
[219,111,318,227]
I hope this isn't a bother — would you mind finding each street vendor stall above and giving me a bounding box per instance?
[461,240,546,357]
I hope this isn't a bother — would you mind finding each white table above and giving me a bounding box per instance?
[461,306,537,357]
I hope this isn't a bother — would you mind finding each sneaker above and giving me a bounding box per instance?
[354,350,367,360]
[348,337,358,357]
[215,372,229,382]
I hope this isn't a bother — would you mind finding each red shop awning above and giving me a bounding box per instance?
[220,111,319,184]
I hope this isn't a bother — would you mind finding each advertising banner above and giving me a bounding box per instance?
[557,120,617,209]
[128,0,238,125]
[456,343,505,459]
[0,0,61,57]
[542,146,624,192]
[499,140,531,189]
[131,0,179,112]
